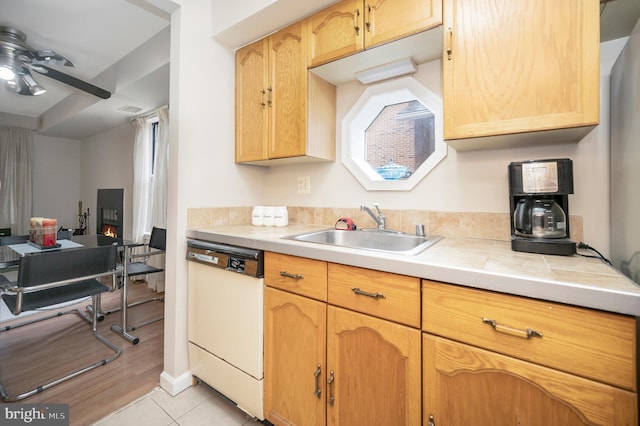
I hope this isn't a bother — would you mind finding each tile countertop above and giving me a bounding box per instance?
[186,224,640,317]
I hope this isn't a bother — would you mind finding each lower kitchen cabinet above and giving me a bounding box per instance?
[264,254,638,425]
[264,253,421,426]
[327,305,421,426]
[422,280,638,426]
[423,334,638,425]
[264,287,326,426]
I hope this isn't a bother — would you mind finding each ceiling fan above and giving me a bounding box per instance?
[0,26,111,99]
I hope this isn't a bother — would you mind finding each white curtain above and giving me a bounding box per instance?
[0,127,33,235]
[131,117,153,244]
[151,106,169,229]
[148,107,168,292]
[131,107,168,293]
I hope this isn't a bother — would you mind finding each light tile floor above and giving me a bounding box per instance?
[93,384,262,426]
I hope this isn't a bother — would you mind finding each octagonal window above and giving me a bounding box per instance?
[342,77,446,191]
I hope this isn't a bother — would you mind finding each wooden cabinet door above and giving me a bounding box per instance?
[264,287,327,426]
[443,0,599,140]
[268,21,308,159]
[307,0,364,68]
[327,306,421,426]
[423,334,638,426]
[235,38,269,162]
[365,0,442,49]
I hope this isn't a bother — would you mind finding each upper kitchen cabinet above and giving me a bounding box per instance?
[236,39,268,162]
[443,0,600,151]
[307,0,443,68]
[235,21,336,165]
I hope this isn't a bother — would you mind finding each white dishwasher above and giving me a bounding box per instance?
[186,239,264,420]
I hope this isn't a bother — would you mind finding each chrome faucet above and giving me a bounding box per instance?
[361,203,386,230]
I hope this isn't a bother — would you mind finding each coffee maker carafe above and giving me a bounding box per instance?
[514,199,567,238]
[508,159,576,255]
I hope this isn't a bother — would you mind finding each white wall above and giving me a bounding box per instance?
[30,118,135,240]
[32,135,82,228]
[81,122,135,240]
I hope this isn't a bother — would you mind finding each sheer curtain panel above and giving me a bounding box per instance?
[0,127,33,235]
[151,106,168,229]
[131,117,153,243]
[148,106,168,292]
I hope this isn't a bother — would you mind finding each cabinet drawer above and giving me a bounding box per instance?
[422,281,637,391]
[328,263,420,327]
[265,252,327,301]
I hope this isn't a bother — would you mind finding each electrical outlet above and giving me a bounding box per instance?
[297,176,311,194]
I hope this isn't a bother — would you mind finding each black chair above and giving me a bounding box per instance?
[107,227,166,330]
[0,245,122,402]
[0,235,29,246]
[127,227,166,276]
[0,274,10,291]
[57,229,74,240]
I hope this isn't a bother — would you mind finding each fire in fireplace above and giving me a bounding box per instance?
[102,224,118,238]
[97,189,124,238]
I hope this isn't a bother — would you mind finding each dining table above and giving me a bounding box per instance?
[0,234,141,344]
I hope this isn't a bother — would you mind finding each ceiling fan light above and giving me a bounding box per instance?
[0,65,14,81]
[22,72,46,95]
[29,84,46,96]
[5,78,18,92]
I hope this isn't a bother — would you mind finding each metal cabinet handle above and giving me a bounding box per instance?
[327,370,335,406]
[280,271,304,280]
[314,364,322,398]
[351,287,385,299]
[266,87,272,107]
[353,8,360,35]
[446,27,453,60]
[364,4,372,32]
[482,317,543,339]
[260,88,266,108]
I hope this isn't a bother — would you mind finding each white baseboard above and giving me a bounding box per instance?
[160,370,193,396]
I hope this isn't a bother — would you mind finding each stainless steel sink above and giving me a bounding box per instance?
[284,229,442,255]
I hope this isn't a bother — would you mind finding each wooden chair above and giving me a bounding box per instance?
[0,244,122,402]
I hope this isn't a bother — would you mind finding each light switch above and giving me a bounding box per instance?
[297,176,311,194]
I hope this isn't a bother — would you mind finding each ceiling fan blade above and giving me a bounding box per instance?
[31,64,111,99]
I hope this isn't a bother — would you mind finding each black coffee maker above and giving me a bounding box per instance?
[508,158,576,256]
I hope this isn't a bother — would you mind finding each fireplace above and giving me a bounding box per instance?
[96,189,124,238]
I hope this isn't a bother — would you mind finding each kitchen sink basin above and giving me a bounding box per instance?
[284,229,442,255]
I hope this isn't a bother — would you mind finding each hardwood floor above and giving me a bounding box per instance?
[0,282,164,426]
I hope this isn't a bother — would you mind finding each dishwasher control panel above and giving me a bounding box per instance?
[187,249,225,266]
[187,247,229,270]
[186,240,264,278]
